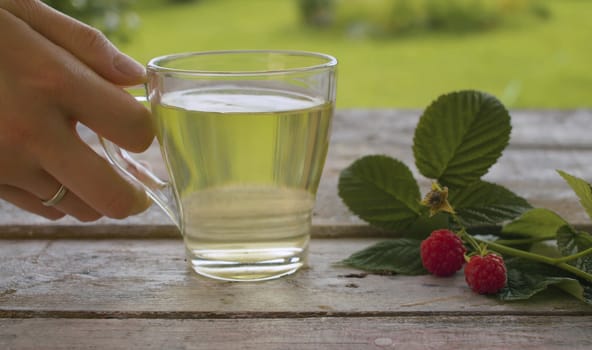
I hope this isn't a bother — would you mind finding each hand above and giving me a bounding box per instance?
[0,0,154,221]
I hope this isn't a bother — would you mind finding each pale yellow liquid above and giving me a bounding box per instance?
[154,86,333,281]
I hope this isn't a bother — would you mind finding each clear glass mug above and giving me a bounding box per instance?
[101,50,337,281]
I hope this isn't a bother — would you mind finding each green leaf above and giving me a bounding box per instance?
[404,211,449,240]
[413,90,511,187]
[556,225,592,274]
[499,258,591,304]
[501,208,568,238]
[558,170,592,222]
[528,242,562,259]
[448,181,532,227]
[341,239,427,275]
[338,155,421,231]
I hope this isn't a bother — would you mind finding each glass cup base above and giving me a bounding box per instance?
[186,247,307,282]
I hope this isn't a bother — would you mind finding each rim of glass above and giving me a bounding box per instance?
[147,50,337,76]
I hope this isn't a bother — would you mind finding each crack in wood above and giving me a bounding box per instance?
[30,241,53,265]
[1,309,591,320]
[399,295,465,307]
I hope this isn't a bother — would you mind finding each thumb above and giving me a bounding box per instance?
[2,0,145,86]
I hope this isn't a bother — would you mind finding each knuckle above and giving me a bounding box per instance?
[28,64,71,96]
[73,24,110,53]
[12,53,73,98]
[0,128,36,183]
[0,119,40,153]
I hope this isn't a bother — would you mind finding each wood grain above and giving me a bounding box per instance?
[1,316,591,350]
[1,238,590,317]
[1,109,591,349]
[1,109,592,238]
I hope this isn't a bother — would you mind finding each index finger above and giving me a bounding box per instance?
[58,62,155,152]
[1,5,154,152]
[1,0,146,86]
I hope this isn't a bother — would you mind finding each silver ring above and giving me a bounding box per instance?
[42,185,68,207]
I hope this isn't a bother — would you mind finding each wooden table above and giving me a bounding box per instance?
[1,110,591,349]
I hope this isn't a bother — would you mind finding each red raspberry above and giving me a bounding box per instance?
[420,229,467,277]
[464,254,507,294]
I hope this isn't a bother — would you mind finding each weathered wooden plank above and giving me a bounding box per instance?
[0,110,588,349]
[1,238,590,316]
[1,109,591,236]
[1,316,590,350]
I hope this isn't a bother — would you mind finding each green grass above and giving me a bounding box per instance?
[120,0,592,108]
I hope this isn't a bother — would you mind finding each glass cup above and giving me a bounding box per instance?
[101,50,337,281]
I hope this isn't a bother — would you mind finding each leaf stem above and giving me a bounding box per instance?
[450,213,483,254]
[494,235,556,246]
[476,238,592,283]
[448,212,592,283]
[553,247,592,263]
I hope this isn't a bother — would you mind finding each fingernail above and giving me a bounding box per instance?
[114,53,146,78]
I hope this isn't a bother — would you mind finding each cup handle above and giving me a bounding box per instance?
[99,96,180,228]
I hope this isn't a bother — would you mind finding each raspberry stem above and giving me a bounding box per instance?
[421,182,592,283]
[475,238,592,283]
[494,235,556,246]
[449,213,484,254]
[449,210,592,283]
[553,247,592,263]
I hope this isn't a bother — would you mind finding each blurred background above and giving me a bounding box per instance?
[43,0,591,109]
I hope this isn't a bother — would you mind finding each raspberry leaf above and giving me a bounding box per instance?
[404,212,449,240]
[413,90,511,188]
[448,180,532,227]
[499,258,592,304]
[500,208,568,238]
[341,239,427,275]
[556,225,592,274]
[338,155,422,231]
[557,170,592,222]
